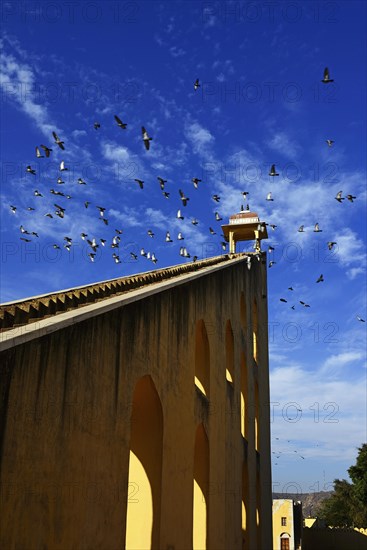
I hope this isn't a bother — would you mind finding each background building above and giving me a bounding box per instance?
[0,250,272,549]
[272,499,303,550]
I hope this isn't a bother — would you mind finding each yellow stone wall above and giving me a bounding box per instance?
[0,257,272,549]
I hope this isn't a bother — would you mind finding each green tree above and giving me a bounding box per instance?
[317,444,367,528]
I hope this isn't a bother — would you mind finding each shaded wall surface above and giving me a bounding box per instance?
[0,255,272,550]
[303,527,367,550]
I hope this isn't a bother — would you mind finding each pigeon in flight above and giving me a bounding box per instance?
[40,144,52,157]
[269,261,276,267]
[130,252,138,260]
[327,241,337,250]
[288,287,294,291]
[215,212,222,221]
[179,189,189,206]
[347,194,356,202]
[241,191,250,198]
[356,316,365,322]
[52,131,65,150]
[268,245,275,252]
[114,115,127,129]
[57,177,65,185]
[158,177,167,189]
[142,126,152,150]
[134,179,144,189]
[300,301,310,308]
[326,140,334,147]
[78,178,87,185]
[34,190,43,197]
[335,191,344,202]
[165,232,173,242]
[191,218,198,226]
[88,253,96,262]
[96,206,106,216]
[35,146,44,158]
[26,165,36,175]
[266,192,274,201]
[147,230,155,238]
[87,238,99,252]
[84,201,90,208]
[269,164,279,176]
[212,194,220,202]
[10,205,17,214]
[177,209,184,220]
[112,253,121,264]
[209,227,216,235]
[321,67,334,83]
[192,178,201,189]
[177,232,184,240]
[20,237,31,242]
[298,225,305,232]
[94,122,101,130]
[27,207,35,211]
[313,223,322,232]
[280,298,287,303]
[60,160,68,171]
[194,78,200,90]
[316,274,324,283]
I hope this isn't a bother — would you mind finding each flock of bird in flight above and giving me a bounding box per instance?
[7,68,364,322]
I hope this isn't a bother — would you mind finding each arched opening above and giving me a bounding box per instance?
[256,472,261,549]
[280,532,291,550]
[195,320,210,396]
[252,300,258,362]
[193,423,209,549]
[254,380,260,451]
[125,376,163,550]
[240,292,248,341]
[240,352,248,439]
[241,463,250,550]
[225,320,234,383]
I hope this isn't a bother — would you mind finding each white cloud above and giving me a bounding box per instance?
[184,121,215,161]
[267,132,302,160]
[0,50,55,137]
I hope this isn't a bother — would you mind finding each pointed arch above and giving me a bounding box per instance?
[193,423,209,550]
[242,463,250,550]
[225,320,234,383]
[195,320,210,397]
[252,299,258,362]
[125,376,163,550]
[240,352,248,439]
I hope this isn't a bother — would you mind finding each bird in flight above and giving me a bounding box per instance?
[356,316,365,322]
[26,165,36,175]
[157,177,167,190]
[269,164,279,176]
[327,241,337,250]
[35,146,44,158]
[142,126,152,150]
[321,67,334,83]
[94,122,101,130]
[192,178,201,189]
[316,274,324,283]
[215,212,222,221]
[177,209,184,220]
[40,144,52,157]
[194,78,200,90]
[347,194,356,202]
[134,179,144,189]
[60,160,68,172]
[335,191,344,202]
[298,225,305,232]
[212,194,220,202]
[179,189,190,206]
[114,115,127,129]
[314,223,322,232]
[326,139,334,147]
[52,131,65,149]
[266,192,274,201]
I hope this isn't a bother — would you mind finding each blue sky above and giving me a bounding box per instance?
[1,0,366,494]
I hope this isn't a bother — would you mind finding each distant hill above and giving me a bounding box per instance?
[272,491,334,517]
